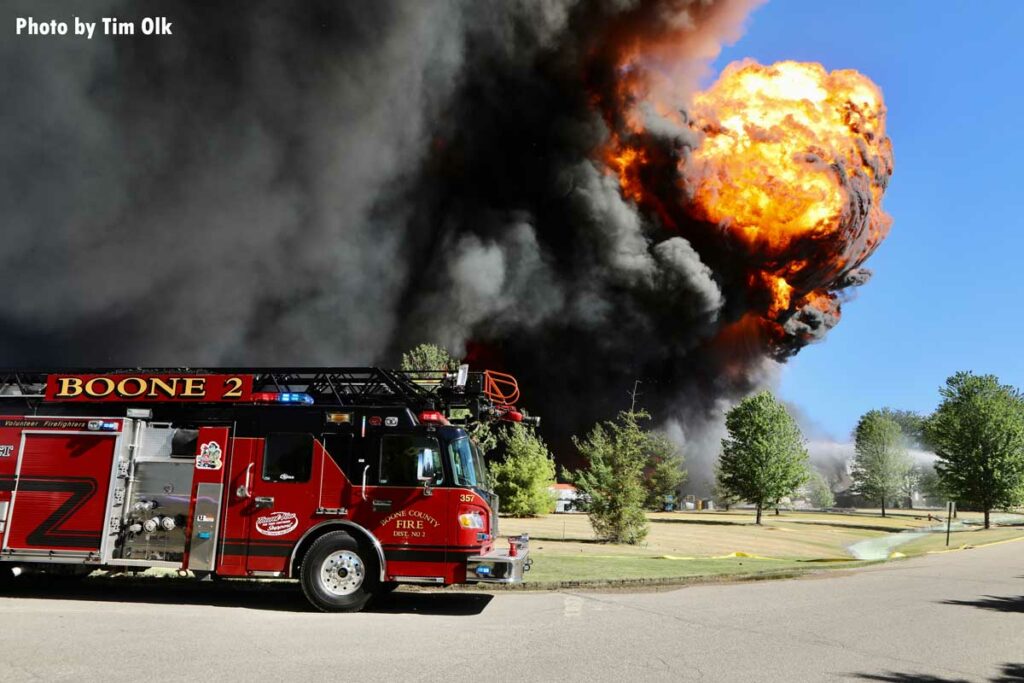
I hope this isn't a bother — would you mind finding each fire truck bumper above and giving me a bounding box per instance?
[465,534,532,584]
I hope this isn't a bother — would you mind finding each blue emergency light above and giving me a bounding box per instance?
[252,392,315,405]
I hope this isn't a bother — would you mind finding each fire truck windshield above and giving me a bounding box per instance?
[448,437,489,490]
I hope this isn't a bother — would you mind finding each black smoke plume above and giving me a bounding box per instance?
[0,0,888,484]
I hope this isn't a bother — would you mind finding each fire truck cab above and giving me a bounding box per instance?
[0,367,533,612]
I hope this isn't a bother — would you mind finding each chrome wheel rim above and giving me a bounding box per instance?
[319,550,365,596]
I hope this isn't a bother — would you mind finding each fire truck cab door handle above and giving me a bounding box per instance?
[254,496,274,509]
[372,499,391,511]
[236,463,254,499]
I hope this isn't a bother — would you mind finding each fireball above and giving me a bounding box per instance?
[687,60,893,329]
[602,58,893,346]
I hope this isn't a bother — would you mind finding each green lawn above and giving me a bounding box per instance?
[506,509,1024,586]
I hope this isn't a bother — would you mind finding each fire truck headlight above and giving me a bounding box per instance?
[458,512,485,530]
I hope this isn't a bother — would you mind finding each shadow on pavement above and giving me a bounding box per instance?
[367,591,492,616]
[853,672,968,682]
[941,594,1024,613]
[852,663,1024,682]
[0,576,310,611]
[0,577,492,615]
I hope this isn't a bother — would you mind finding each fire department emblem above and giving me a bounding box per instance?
[195,441,223,470]
[256,511,298,536]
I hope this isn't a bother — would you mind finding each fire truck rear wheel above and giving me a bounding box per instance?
[300,531,379,613]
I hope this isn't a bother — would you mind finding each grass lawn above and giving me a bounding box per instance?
[502,508,1024,585]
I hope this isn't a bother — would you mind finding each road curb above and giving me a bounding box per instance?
[458,563,875,592]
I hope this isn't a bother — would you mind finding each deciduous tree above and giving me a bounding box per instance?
[400,343,458,373]
[916,463,945,506]
[852,410,912,517]
[884,408,928,449]
[924,372,1024,529]
[806,470,835,509]
[716,391,809,525]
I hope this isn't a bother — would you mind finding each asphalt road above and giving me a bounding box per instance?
[1,542,1022,682]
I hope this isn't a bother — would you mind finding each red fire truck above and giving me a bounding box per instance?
[0,367,534,612]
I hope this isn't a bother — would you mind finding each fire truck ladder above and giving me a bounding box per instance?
[0,368,533,424]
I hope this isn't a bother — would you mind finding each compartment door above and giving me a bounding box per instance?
[4,432,116,553]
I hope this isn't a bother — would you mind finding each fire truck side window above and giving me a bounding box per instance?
[322,433,360,481]
[263,433,313,483]
[378,435,443,486]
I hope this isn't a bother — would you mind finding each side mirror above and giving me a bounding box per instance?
[417,449,438,497]
[416,450,437,482]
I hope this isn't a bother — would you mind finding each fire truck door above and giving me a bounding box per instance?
[355,432,451,572]
[3,432,117,554]
[242,433,315,573]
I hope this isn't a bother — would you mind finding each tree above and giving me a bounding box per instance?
[564,411,652,544]
[884,409,928,448]
[924,371,1024,529]
[916,463,945,506]
[643,433,687,510]
[469,421,498,456]
[806,470,835,509]
[852,410,912,517]
[400,343,458,373]
[899,464,922,510]
[713,479,738,511]
[488,424,557,517]
[716,391,810,525]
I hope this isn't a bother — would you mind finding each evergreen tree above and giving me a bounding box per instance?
[644,433,687,510]
[565,411,652,544]
[489,424,557,517]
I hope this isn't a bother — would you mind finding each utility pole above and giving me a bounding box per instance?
[628,380,643,412]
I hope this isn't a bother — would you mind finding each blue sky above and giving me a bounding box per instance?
[707,1,1024,440]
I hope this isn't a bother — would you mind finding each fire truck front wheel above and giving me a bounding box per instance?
[300,531,379,613]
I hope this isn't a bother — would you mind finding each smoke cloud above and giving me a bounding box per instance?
[1,0,891,482]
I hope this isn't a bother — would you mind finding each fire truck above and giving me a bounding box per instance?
[0,367,534,612]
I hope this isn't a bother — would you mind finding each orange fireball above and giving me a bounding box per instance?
[688,60,891,256]
[598,56,893,349]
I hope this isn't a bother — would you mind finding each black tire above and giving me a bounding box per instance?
[299,531,379,613]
